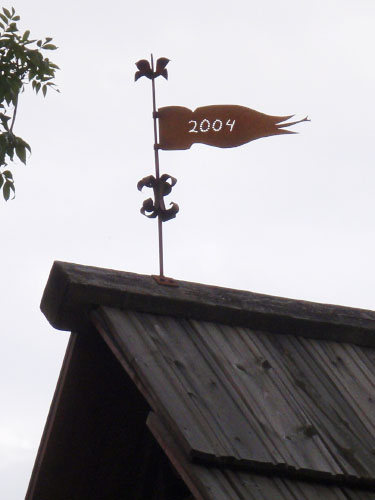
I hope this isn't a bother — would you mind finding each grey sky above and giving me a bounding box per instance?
[1,1,374,497]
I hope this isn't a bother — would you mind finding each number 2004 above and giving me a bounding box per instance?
[188,118,235,134]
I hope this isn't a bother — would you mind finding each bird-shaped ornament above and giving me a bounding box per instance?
[135,57,169,81]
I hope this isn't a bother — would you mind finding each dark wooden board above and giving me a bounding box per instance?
[26,327,152,499]
[41,261,375,347]
[92,307,375,488]
[148,412,375,500]
[27,324,193,500]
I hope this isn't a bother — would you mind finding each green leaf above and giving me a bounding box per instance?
[0,113,10,131]
[36,39,42,47]
[9,78,20,92]
[45,37,52,42]
[2,170,13,179]
[11,6,15,16]
[3,180,10,200]
[6,22,17,32]
[0,175,3,190]
[43,44,57,50]
[29,51,42,65]
[12,15,20,21]
[6,146,14,160]
[15,145,26,164]
[3,179,15,200]
[2,8,11,18]
[22,30,30,40]
[28,68,37,81]
[0,13,8,23]
[42,84,47,97]
[15,136,31,152]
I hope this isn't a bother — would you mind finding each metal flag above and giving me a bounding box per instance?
[158,105,309,150]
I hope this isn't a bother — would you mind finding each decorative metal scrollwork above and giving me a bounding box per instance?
[135,57,169,81]
[135,54,178,282]
[137,173,179,222]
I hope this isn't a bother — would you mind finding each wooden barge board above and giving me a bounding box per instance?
[41,261,375,347]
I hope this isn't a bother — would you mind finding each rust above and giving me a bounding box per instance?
[152,275,179,287]
[158,105,309,150]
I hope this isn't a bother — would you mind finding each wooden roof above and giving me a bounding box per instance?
[27,262,375,499]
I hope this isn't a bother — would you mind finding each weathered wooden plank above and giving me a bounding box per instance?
[42,260,375,346]
[308,341,375,437]
[92,307,231,462]
[136,313,274,465]
[26,333,78,500]
[147,412,375,500]
[190,319,375,480]
[92,307,375,487]
[190,320,337,473]
[245,330,375,479]
[264,333,375,478]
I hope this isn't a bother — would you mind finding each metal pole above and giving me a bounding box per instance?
[151,54,164,277]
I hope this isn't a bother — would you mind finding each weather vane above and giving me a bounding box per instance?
[135,55,309,285]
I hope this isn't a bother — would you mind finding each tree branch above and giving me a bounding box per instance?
[9,94,18,132]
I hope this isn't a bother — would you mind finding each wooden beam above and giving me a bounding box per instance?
[41,261,375,346]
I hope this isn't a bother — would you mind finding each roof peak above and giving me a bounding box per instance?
[41,261,375,347]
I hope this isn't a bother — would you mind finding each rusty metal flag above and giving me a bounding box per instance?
[158,105,309,150]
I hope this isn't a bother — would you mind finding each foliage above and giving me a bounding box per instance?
[0,7,59,200]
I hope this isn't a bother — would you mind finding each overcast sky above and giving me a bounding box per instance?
[1,1,375,497]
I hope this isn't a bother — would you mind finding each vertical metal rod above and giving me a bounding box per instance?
[158,216,164,277]
[151,54,164,277]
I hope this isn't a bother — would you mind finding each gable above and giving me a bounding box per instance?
[28,261,375,499]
